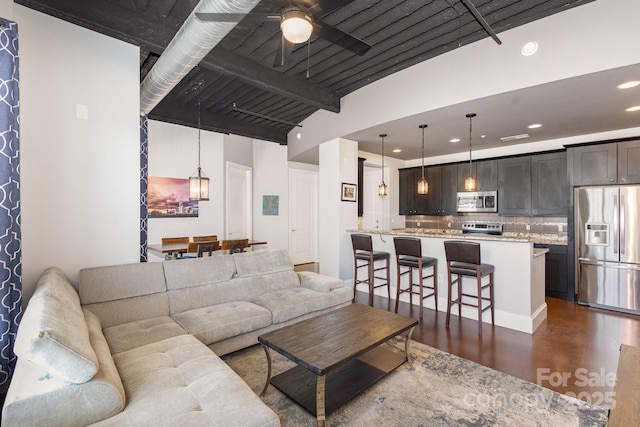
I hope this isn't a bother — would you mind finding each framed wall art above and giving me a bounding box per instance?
[341,182,357,202]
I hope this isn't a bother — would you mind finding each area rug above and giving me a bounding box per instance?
[222,338,609,426]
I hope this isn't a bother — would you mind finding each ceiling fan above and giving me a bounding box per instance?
[196,0,372,67]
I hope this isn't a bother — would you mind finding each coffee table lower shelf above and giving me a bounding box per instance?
[269,345,407,416]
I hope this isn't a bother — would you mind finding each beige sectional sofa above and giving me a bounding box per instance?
[3,249,353,426]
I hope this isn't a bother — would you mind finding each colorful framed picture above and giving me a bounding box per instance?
[341,182,357,202]
[148,176,199,218]
[262,195,279,216]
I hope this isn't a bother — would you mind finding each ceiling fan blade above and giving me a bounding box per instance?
[195,12,279,22]
[273,35,295,67]
[301,0,357,16]
[313,20,371,56]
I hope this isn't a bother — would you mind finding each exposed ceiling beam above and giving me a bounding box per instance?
[149,100,289,145]
[201,47,340,113]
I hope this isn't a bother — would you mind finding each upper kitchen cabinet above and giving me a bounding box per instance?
[457,159,497,191]
[498,151,568,216]
[618,140,640,184]
[498,156,531,215]
[568,140,640,185]
[399,165,456,215]
[440,164,458,215]
[531,152,568,216]
[399,168,428,215]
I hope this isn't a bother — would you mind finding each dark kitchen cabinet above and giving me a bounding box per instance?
[498,156,531,215]
[399,165,457,215]
[399,168,428,215]
[531,152,568,216]
[535,244,571,300]
[499,152,567,216]
[568,140,640,185]
[440,164,458,215]
[457,159,497,191]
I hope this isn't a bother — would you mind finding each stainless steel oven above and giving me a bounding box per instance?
[457,191,498,213]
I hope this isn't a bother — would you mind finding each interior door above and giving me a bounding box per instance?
[289,168,317,265]
[226,162,252,239]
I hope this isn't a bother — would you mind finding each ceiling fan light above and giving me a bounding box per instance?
[281,9,313,44]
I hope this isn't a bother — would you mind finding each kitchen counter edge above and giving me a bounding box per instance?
[347,228,567,245]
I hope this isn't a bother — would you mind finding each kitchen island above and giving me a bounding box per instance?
[347,228,552,334]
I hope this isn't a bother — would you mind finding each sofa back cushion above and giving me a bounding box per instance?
[163,255,236,290]
[78,262,169,328]
[79,261,167,303]
[13,267,98,384]
[233,249,293,277]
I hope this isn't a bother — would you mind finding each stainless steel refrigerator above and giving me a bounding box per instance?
[576,186,640,315]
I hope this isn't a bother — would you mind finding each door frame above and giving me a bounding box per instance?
[225,161,252,239]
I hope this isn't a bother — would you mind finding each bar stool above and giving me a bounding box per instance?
[444,240,495,336]
[350,234,391,306]
[393,237,438,321]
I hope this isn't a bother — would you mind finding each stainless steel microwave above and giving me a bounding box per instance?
[457,191,498,213]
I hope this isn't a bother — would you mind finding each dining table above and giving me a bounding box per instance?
[148,240,267,259]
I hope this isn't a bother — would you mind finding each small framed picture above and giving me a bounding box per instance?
[341,182,357,202]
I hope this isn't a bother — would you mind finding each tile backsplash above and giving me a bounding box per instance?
[404,214,568,235]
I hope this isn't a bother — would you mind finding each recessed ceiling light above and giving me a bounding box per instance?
[392,148,402,153]
[521,41,538,56]
[296,132,301,140]
[500,133,530,142]
[480,134,486,139]
[617,81,640,89]
[528,123,542,129]
[626,106,640,112]
[450,138,461,143]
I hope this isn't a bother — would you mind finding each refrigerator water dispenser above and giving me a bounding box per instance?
[585,223,609,246]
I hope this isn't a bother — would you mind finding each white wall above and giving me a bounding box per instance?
[146,120,224,260]
[253,140,289,251]
[2,2,140,302]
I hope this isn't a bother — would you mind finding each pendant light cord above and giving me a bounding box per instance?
[197,99,202,175]
[466,113,476,177]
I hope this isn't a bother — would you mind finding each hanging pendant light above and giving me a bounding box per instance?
[464,113,477,191]
[189,100,210,201]
[378,133,388,196]
[417,124,429,195]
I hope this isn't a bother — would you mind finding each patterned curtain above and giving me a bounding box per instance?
[140,115,148,262]
[0,18,22,391]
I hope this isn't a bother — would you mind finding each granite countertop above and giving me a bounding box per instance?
[348,228,568,245]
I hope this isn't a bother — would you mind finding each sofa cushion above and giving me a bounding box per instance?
[252,287,353,323]
[13,267,98,384]
[163,255,236,290]
[96,334,279,427]
[79,262,167,304]
[2,309,125,427]
[298,271,345,293]
[172,301,272,345]
[233,249,293,278]
[103,316,187,355]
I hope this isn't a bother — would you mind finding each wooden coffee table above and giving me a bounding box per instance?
[258,304,418,426]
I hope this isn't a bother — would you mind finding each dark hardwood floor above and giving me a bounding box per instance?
[294,263,640,406]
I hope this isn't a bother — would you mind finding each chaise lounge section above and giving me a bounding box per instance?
[3,249,352,426]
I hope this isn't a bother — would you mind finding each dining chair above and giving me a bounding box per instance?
[221,239,249,254]
[183,241,219,258]
[161,236,189,245]
[193,235,218,242]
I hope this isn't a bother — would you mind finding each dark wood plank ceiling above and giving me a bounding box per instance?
[16,0,592,144]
